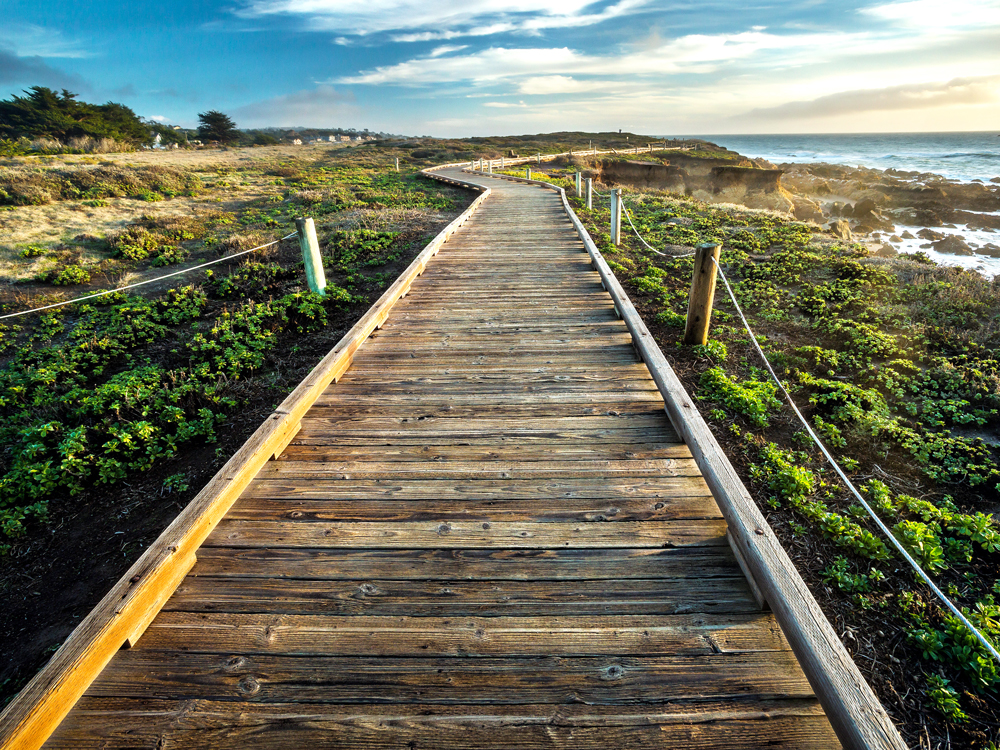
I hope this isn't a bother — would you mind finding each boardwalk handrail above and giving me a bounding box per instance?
[0,162,490,750]
[435,167,907,750]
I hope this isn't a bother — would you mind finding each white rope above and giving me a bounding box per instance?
[621,202,696,259]
[0,232,298,321]
[710,255,1000,663]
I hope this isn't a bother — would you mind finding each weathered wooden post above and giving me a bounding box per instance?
[488,160,493,174]
[526,166,532,179]
[501,156,505,169]
[586,177,593,210]
[575,172,582,197]
[610,188,622,246]
[536,153,541,166]
[395,157,399,172]
[295,217,327,296]
[683,242,722,345]
[648,143,652,153]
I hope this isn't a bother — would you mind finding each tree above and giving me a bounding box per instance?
[197,110,238,144]
[0,86,149,144]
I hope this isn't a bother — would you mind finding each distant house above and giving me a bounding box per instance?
[354,136,363,141]
[328,135,337,142]
[364,136,375,141]
[292,139,302,145]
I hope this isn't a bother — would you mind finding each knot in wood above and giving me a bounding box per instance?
[437,523,451,535]
[602,664,625,680]
[237,675,260,697]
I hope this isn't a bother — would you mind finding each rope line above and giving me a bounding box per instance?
[621,202,696,259]
[0,233,298,321]
[710,255,1000,664]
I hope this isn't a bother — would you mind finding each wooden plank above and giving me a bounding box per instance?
[135,612,791,656]
[224,494,718,523]
[46,698,840,750]
[165,576,758,616]
[190,547,741,581]
[205,519,729,549]
[254,458,699,481]
[238,476,713,501]
[84,651,818,704]
[277,441,691,462]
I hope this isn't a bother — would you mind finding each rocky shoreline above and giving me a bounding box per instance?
[776,160,1000,260]
[586,143,1000,266]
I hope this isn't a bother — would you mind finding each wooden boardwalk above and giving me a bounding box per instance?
[40,168,841,748]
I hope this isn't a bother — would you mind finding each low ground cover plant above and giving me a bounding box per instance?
[571,179,1000,747]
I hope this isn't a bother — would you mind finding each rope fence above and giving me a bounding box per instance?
[609,174,1000,663]
[0,232,298,321]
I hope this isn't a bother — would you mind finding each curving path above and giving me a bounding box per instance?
[42,168,840,748]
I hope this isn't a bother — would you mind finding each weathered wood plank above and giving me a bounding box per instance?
[191,547,741,581]
[205,519,729,549]
[166,577,758,616]
[85,652,818,704]
[46,698,840,750]
[239,476,713,501]
[137,612,790,656]
[225,494,719,523]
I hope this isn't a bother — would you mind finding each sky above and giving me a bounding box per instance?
[1,0,998,137]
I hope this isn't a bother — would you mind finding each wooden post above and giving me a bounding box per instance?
[536,153,541,165]
[395,157,399,172]
[295,217,327,296]
[488,160,493,174]
[610,188,622,246]
[586,177,593,210]
[683,242,722,345]
[501,156,505,169]
[526,166,532,179]
[575,172,582,198]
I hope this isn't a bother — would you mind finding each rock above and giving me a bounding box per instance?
[889,235,902,243]
[917,228,945,241]
[943,223,957,228]
[931,234,973,255]
[979,243,1000,258]
[851,197,881,218]
[920,243,934,249]
[792,196,825,223]
[828,219,853,241]
[901,230,916,239]
[991,177,1000,184]
[873,243,898,257]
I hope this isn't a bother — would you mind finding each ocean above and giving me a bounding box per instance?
[701,132,1000,183]
[692,132,1000,277]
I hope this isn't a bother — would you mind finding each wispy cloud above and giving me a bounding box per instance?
[859,0,1000,28]
[429,45,468,57]
[238,0,653,39]
[231,84,359,127]
[745,75,1000,119]
[0,25,92,59]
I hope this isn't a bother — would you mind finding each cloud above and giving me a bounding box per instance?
[231,85,359,127]
[518,75,601,94]
[483,100,527,107]
[429,45,468,57]
[238,0,653,39]
[745,75,1000,119]
[0,49,88,90]
[859,0,1000,29]
[111,84,137,97]
[0,25,91,59]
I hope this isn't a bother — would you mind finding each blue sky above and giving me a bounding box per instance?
[2,0,998,136]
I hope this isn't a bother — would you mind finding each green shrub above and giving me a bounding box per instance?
[700,367,781,427]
